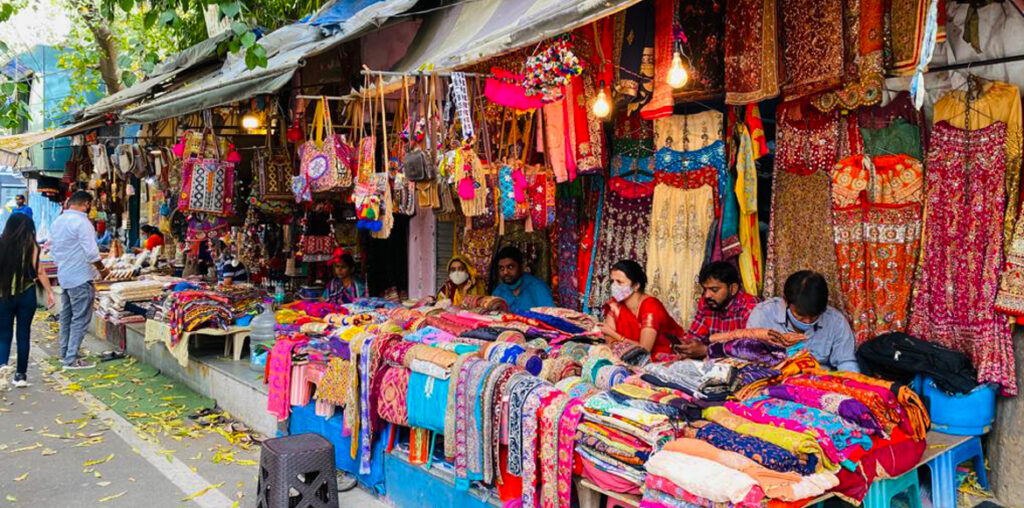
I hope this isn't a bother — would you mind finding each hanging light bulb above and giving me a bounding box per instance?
[668,49,689,89]
[592,81,611,119]
[242,112,260,130]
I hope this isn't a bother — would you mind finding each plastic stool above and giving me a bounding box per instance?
[224,331,250,362]
[257,433,339,508]
[926,436,988,508]
[863,467,923,508]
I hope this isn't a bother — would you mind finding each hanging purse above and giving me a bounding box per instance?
[300,97,351,193]
[255,106,295,201]
[178,121,235,217]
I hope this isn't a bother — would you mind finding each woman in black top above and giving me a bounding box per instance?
[0,214,55,388]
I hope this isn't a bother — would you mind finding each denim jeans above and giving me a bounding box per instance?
[0,287,36,375]
[59,282,94,366]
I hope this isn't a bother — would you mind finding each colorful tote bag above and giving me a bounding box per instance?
[499,163,529,220]
[300,97,352,193]
[255,125,294,200]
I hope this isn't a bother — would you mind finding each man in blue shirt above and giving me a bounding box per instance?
[49,191,108,370]
[745,270,860,372]
[11,194,32,220]
[490,246,553,313]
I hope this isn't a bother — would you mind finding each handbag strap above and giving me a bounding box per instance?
[378,74,389,175]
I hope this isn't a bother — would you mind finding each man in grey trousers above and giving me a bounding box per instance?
[49,191,109,370]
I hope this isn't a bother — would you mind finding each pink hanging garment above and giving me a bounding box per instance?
[267,337,307,421]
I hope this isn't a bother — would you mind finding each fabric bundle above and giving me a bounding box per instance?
[707,339,787,366]
[163,290,235,345]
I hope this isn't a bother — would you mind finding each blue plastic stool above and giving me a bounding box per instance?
[925,436,988,508]
[863,467,923,508]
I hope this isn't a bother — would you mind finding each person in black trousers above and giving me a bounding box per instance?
[0,214,55,388]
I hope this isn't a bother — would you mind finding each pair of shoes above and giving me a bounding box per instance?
[63,359,96,371]
[97,351,126,362]
[0,365,13,391]
[12,373,29,388]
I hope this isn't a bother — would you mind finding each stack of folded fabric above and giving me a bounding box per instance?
[162,290,235,345]
[575,390,684,493]
[216,284,265,322]
[707,328,806,366]
[107,279,170,309]
[641,360,735,404]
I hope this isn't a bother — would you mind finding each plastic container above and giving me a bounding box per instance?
[248,300,277,371]
[920,376,997,436]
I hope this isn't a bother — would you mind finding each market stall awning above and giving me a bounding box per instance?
[118,0,418,124]
[81,31,234,118]
[0,117,104,155]
[390,0,642,74]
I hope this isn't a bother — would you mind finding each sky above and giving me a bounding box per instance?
[0,0,72,57]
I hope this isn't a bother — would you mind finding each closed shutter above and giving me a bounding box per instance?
[435,220,455,291]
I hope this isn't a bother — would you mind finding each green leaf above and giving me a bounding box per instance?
[1,82,14,95]
[121,72,137,87]
[0,41,7,54]
[143,10,158,29]
[117,55,132,69]
[231,22,248,36]
[252,44,266,59]
[228,38,241,54]
[218,1,241,18]
[240,31,255,48]
[158,10,176,25]
[244,47,257,69]
[118,0,133,12]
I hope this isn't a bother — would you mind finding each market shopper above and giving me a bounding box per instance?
[324,248,365,304]
[677,262,759,359]
[0,214,55,387]
[490,246,553,312]
[746,270,859,372]
[140,225,164,251]
[11,194,32,220]
[437,255,482,306]
[600,259,685,361]
[213,239,248,285]
[50,191,107,370]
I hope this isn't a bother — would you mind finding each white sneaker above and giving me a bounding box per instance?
[12,373,29,388]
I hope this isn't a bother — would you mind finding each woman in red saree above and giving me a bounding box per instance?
[600,259,685,360]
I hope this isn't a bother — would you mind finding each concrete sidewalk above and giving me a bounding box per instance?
[0,312,385,507]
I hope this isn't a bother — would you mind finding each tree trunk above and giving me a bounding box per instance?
[71,0,122,95]
[87,21,122,95]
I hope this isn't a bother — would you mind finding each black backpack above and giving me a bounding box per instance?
[856,332,978,394]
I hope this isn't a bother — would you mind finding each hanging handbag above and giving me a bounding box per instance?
[300,97,351,193]
[255,108,295,200]
[178,125,235,216]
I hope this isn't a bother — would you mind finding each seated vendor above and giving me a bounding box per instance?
[214,240,248,285]
[675,261,759,359]
[490,246,553,312]
[133,225,164,253]
[437,255,482,305]
[600,259,685,360]
[746,270,859,372]
[324,248,365,304]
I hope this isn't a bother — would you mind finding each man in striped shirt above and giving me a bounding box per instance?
[675,262,758,359]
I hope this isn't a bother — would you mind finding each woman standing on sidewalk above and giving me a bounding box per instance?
[0,213,55,388]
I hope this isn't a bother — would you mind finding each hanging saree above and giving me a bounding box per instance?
[832,154,923,344]
[588,181,654,313]
[856,91,929,154]
[640,0,676,120]
[672,0,726,102]
[735,124,763,296]
[614,2,655,114]
[934,81,1023,252]
[724,0,780,104]
[812,0,885,112]
[646,184,716,325]
[780,0,845,100]
[763,104,844,309]
[554,193,581,310]
[889,0,947,76]
[909,121,1015,395]
[653,110,724,152]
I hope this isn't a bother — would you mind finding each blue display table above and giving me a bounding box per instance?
[286,403,387,494]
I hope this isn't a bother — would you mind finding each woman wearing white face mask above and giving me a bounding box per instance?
[437,255,482,305]
[600,259,686,360]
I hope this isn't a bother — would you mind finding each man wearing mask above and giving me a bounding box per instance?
[746,270,859,372]
[490,246,553,312]
[675,262,759,358]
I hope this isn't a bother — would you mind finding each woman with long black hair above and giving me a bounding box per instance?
[0,214,55,388]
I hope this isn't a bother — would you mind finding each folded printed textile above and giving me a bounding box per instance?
[459,295,509,312]
[284,300,348,318]
[164,290,235,346]
[645,451,761,504]
[661,438,839,502]
[585,392,671,429]
[703,406,839,472]
[529,306,599,331]
[426,314,475,336]
[460,326,506,342]
[610,340,651,366]
[708,339,787,366]
[709,328,805,347]
[402,344,459,370]
[762,384,883,434]
[642,473,764,508]
[642,361,730,401]
[403,326,457,344]
[576,433,648,466]
[513,309,586,334]
[583,411,680,450]
[739,397,873,459]
[577,445,646,487]
[694,422,818,475]
[409,359,449,379]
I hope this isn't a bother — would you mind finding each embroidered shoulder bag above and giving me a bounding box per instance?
[179,126,235,216]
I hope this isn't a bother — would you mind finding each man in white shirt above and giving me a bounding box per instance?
[49,191,108,370]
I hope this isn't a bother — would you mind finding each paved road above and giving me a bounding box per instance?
[0,313,385,507]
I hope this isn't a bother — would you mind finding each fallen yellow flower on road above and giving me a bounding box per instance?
[84,454,114,467]
[14,472,27,482]
[98,491,126,502]
[8,443,42,453]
